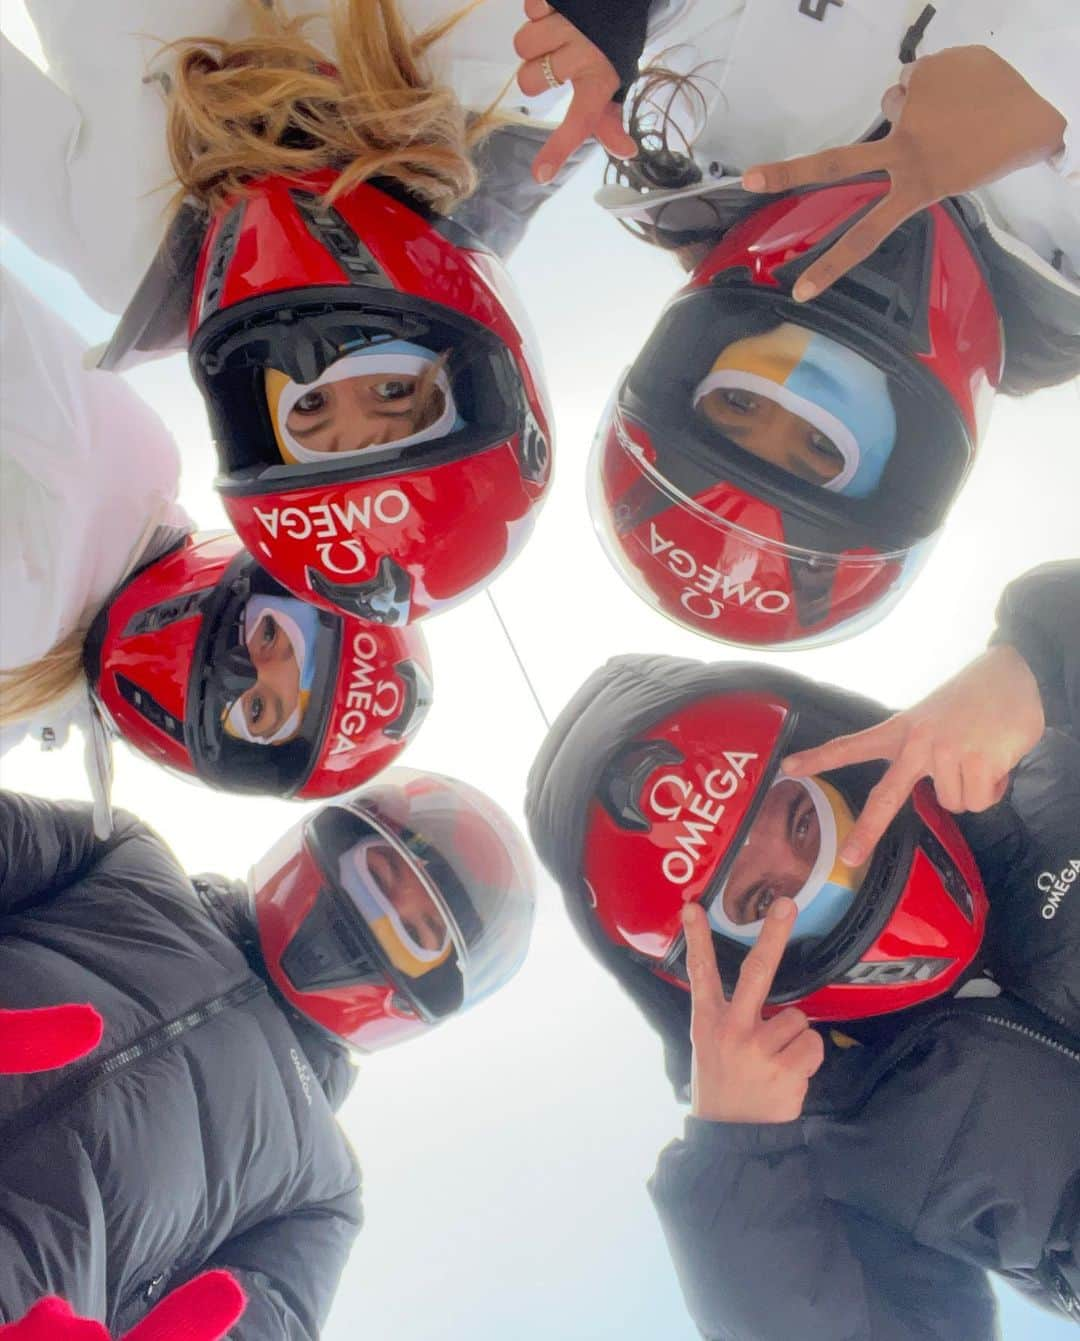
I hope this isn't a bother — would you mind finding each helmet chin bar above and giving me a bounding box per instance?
[306,555,412,625]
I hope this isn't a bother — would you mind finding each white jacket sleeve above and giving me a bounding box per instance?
[0,36,88,283]
[0,268,189,675]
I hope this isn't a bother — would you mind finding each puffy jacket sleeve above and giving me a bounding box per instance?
[199,1185,362,1341]
[649,1118,1000,1341]
[451,124,597,259]
[0,793,123,916]
[990,559,1080,736]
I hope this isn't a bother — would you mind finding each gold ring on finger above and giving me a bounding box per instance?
[540,54,563,90]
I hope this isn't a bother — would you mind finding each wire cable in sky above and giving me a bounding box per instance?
[486,589,551,729]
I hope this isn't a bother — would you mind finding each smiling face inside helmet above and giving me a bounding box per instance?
[264,340,463,464]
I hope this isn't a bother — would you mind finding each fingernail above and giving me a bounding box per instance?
[742,171,765,191]
[770,898,795,922]
[840,843,861,866]
[793,279,817,303]
[536,164,554,184]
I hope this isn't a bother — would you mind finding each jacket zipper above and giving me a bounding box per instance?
[0,979,267,1149]
[971,1011,1080,1065]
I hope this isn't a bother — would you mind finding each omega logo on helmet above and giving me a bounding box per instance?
[253,490,412,545]
[647,751,759,887]
[648,524,792,617]
[329,631,403,756]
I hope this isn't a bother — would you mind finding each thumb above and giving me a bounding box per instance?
[122,1272,246,1341]
[593,101,637,159]
[532,85,611,183]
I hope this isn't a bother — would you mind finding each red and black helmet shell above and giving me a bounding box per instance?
[189,172,552,625]
[251,769,536,1051]
[86,532,432,798]
[588,181,1003,649]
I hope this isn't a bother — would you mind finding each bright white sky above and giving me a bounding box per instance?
[2,5,1080,1339]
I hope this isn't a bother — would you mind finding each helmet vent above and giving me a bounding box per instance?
[290,190,393,288]
[115,673,185,743]
[121,589,216,638]
[920,828,975,922]
[776,210,934,352]
[198,202,245,325]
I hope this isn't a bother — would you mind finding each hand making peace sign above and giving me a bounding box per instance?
[683,899,824,1125]
[782,644,1045,869]
[742,45,1068,302]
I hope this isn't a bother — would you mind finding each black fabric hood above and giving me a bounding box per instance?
[525,655,892,1099]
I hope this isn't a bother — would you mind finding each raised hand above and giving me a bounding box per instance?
[741,46,1067,301]
[783,645,1045,868]
[3,1271,246,1341]
[684,898,824,1125]
[513,0,637,183]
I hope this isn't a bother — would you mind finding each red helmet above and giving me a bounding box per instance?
[251,768,536,1050]
[528,658,987,1022]
[84,532,432,798]
[188,171,553,625]
[589,181,1003,648]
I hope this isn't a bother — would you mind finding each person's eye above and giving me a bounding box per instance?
[807,431,844,464]
[294,390,327,415]
[795,807,812,841]
[721,389,758,414]
[247,693,264,728]
[372,379,415,402]
[259,615,276,647]
[753,886,776,921]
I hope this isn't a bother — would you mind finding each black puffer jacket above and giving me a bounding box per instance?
[0,795,362,1337]
[526,562,1080,1338]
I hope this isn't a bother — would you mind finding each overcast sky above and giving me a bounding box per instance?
[3,4,1080,1338]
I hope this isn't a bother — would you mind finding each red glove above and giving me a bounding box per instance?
[2,1271,246,1341]
[0,1005,104,1074]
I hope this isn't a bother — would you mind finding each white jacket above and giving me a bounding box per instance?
[600,0,1080,288]
[0,0,569,316]
[0,268,190,740]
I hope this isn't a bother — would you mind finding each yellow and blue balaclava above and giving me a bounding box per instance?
[709,775,869,945]
[693,323,898,498]
[265,339,464,465]
[223,594,320,745]
[338,836,454,980]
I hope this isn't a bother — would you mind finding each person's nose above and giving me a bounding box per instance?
[219,644,258,696]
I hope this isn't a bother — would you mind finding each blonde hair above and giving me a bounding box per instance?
[165,0,498,216]
[0,627,87,729]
